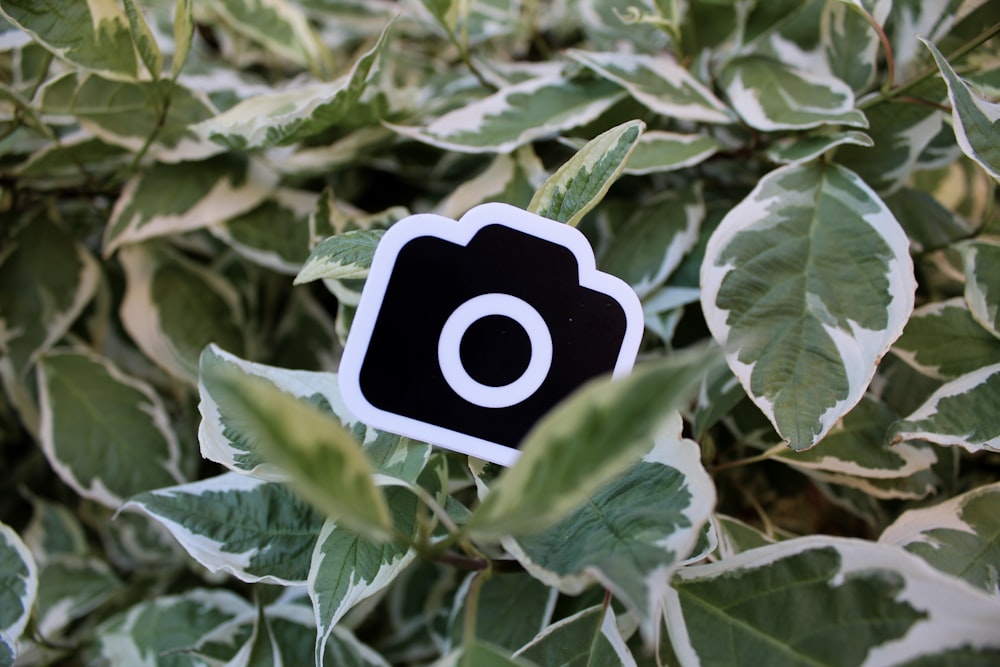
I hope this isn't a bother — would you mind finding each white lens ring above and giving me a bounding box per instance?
[437,294,552,408]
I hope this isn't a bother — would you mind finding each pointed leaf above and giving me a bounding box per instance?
[126,473,324,584]
[700,162,915,450]
[765,129,873,165]
[212,188,317,275]
[199,358,393,539]
[122,0,162,79]
[467,346,721,538]
[720,55,868,131]
[514,605,635,667]
[923,38,1000,181]
[35,555,122,638]
[881,481,1000,596]
[0,522,37,659]
[449,571,556,652]
[822,0,891,93]
[568,50,732,124]
[295,229,385,284]
[172,0,194,78]
[387,76,625,154]
[37,350,185,508]
[889,363,1000,453]
[529,119,644,227]
[665,536,1000,666]
[960,239,1000,339]
[624,131,722,175]
[893,298,1000,379]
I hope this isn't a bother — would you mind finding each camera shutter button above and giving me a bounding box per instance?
[437,293,553,408]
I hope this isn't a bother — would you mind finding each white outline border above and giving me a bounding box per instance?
[338,202,644,467]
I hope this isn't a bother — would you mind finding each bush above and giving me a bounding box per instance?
[2,1,1000,665]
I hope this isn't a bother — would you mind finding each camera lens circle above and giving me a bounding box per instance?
[438,293,552,408]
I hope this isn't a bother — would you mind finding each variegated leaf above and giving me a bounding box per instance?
[513,605,635,667]
[765,129,873,165]
[37,350,186,509]
[567,50,732,124]
[126,473,324,585]
[960,239,1000,339]
[105,155,278,255]
[712,514,775,560]
[892,298,1000,379]
[504,434,715,642]
[700,162,915,450]
[295,229,385,283]
[889,363,1000,453]
[884,186,974,253]
[923,38,1000,182]
[436,148,548,218]
[195,22,390,149]
[172,0,194,79]
[22,495,88,565]
[665,536,1000,666]
[624,131,722,175]
[35,555,122,638]
[0,214,99,375]
[387,75,625,154]
[0,0,137,80]
[212,188,317,274]
[448,571,556,652]
[881,481,1000,596]
[601,185,703,298]
[119,244,246,385]
[0,522,37,663]
[719,55,868,131]
[529,119,644,227]
[122,0,161,79]
[822,0,891,93]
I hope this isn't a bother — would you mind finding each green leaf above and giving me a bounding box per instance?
[889,363,1000,454]
[122,0,162,79]
[505,435,715,640]
[0,0,138,80]
[712,514,775,559]
[923,38,1000,182]
[295,229,385,284]
[884,186,974,253]
[528,119,644,227]
[822,0,890,93]
[765,129,873,165]
[881,481,1000,596]
[466,346,721,538]
[892,298,1000,379]
[0,522,37,661]
[119,244,246,385]
[172,0,193,79]
[665,536,1000,666]
[700,162,915,450]
[22,495,89,564]
[37,350,185,508]
[105,154,278,255]
[439,641,537,667]
[0,213,99,375]
[421,0,460,34]
[600,185,703,298]
[212,188,317,275]
[198,358,393,540]
[126,473,324,584]
[567,50,732,124]
[449,572,556,652]
[35,555,122,638]
[514,605,634,667]
[960,239,1000,339]
[719,55,868,131]
[195,21,391,149]
[387,76,626,154]
[623,131,722,175]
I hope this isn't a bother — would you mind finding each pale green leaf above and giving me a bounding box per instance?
[700,162,915,450]
[890,363,1000,453]
[567,50,732,124]
[122,0,162,79]
[0,522,37,658]
[960,239,1000,339]
[467,346,721,538]
[623,131,722,175]
[923,38,1000,182]
[198,359,393,540]
[513,605,635,667]
[719,55,868,131]
[0,214,99,375]
[765,129,873,165]
[195,22,391,149]
[35,555,122,638]
[172,0,193,78]
[712,514,775,559]
[105,155,278,255]
[119,244,246,385]
[881,481,1000,596]
[126,473,324,584]
[600,185,703,298]
[504,435,715,641]
[295,229,385,284]
[387,76,626,154]
[0,0,138,80]
[665,536,1000,666]
[421,0,460,34]
[212,188,317,275]
[37,350,185,508]
[529,119,644,227]
[892,298,1000,379]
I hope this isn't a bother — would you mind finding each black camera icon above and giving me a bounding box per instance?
[339,203,643,466]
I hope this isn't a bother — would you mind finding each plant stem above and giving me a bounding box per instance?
[463,566,493,651]
[710,443,785,473]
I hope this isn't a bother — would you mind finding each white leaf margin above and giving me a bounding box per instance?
[664,535,1000,667]
[512,605,637,667]
[0,522,38,651]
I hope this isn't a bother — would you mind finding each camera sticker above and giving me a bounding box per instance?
[338,202,643,466]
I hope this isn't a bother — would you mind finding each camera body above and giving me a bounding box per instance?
[339,203,643,466]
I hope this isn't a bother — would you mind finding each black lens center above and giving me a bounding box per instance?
[458,314,532,387]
